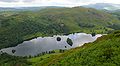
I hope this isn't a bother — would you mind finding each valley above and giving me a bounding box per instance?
[0,5,120,66]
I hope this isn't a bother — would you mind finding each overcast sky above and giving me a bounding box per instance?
[0,0,120,7]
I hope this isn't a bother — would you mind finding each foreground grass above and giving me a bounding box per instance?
[27,31,120,66]
[48,34,120,66]
[1,31,120,66]
[28,53,62,66]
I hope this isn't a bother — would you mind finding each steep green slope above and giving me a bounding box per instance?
[50,31,120,66]
[28,31,120,66]
[1,31,120,66]
[111,11,120,20]
[108,11,120,30]
[0,7,120,49]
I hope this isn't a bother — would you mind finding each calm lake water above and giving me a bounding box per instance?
[0,33,102,56]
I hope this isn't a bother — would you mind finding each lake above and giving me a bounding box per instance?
[0,33,102,56]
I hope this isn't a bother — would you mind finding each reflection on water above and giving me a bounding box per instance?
[0,33,102,56]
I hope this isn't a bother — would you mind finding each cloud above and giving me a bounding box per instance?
[0,0,18,2]
[22,0,33,2]
[0,0,33,2]
[0,0,120,7]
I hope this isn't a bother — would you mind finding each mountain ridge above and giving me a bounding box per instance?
[83,3,120,11]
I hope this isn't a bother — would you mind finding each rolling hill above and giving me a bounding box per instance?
[0,7,120,49]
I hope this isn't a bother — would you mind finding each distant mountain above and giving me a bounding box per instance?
[83,3,120,11]
[0,6,62,11]
[0,7,42,11]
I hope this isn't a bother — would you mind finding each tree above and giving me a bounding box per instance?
[91,33,96,37]
[65,46,67,48]
[57,37,61,41]
[66,38,73,46]
[12,49,16,54]
[51,50,55,53]
[0,51,3,54]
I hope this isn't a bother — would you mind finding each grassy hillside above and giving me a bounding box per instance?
[0,7,120,49]
[0,53,30,66]
[111,11,120,20]
[28,31,120,66]
[1,31,120,66]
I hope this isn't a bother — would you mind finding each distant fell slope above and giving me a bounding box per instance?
[0,6,62,11]
[0,7,120,49]
[83,3,120,11]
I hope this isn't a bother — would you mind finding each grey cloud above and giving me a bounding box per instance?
[0,0,18,2]
[0,0,33,2]
[69,0,104,3]
[69,0,91,2]
[0,0,102,3]
[22,0,33,2]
